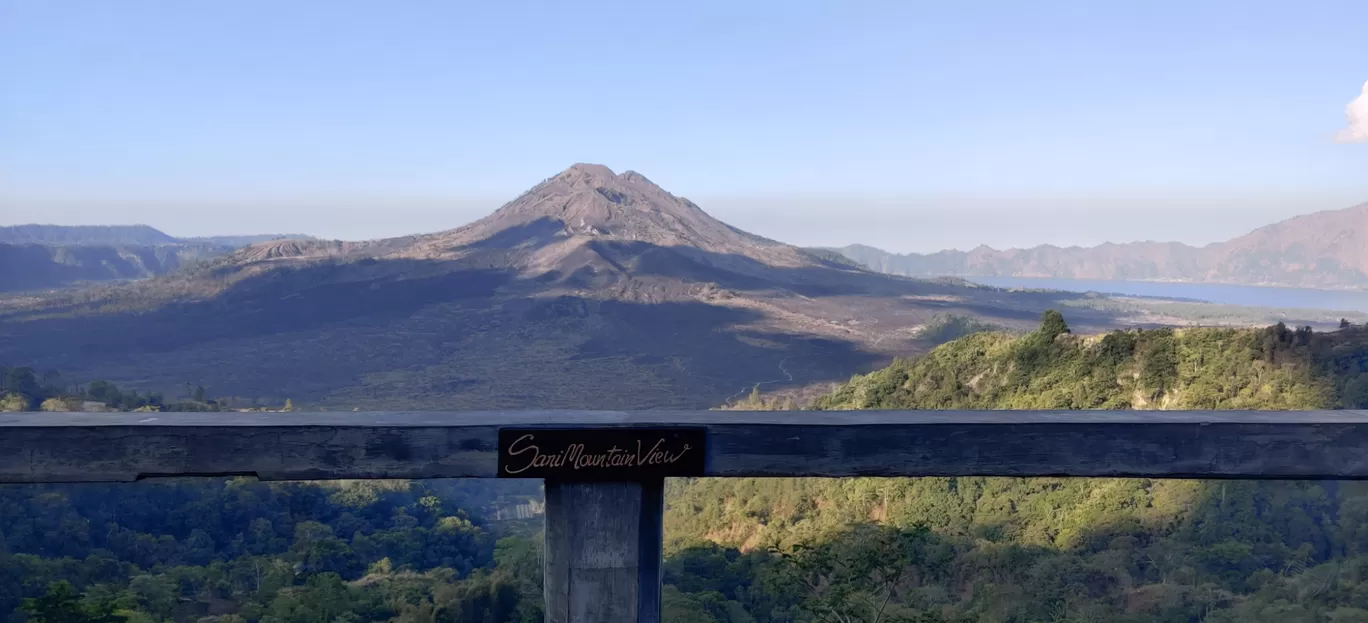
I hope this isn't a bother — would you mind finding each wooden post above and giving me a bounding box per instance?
[544,479,664,623]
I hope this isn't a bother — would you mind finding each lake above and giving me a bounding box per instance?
[968,276,1368,313]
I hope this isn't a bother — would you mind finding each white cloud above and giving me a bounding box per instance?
[1337,80,1368,143]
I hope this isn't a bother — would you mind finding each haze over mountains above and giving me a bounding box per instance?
[0,225,313,292]
[0,164,1143,409]
[838,202,1368,289]
[0,224,313,247]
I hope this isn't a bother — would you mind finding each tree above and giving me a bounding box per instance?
[1343,318,1353,329]
[21,581,125,623]
[0,393,27,412]
[1,367,40,401]
[85,380,122,407]
[494,537,542,589]
[437,572,523,623]
[746,386,762,407]
[774,525,935,623]
[662,586,722,623]
[39,370,65,393]
[1039,309,1070,339]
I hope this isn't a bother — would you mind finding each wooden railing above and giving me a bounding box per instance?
[6,410,1368,622]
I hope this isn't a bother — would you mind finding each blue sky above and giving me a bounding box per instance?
[2,0,1365,252]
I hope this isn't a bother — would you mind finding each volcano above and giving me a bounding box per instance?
[424,163,810,265]
[0,165,1121,409]
[207,163,856,294]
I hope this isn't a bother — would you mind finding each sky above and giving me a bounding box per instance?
[1,0,1366,253]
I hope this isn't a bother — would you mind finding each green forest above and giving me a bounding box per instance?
[10,313,1368,622]
[0,478,548,623]
[662,314,1368,623]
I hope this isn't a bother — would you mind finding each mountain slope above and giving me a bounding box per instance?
[0,224,312,247]
[817,314,1363,411]
[0,226,315,292]
[839,202,1368,288]
[0,165,1140,409]
[0,224,179,245]
[0,243,227,292]
[1206,203,1368,287]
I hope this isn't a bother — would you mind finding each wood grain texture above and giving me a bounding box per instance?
[8,411,1368,482]
[637,481,663,623]
[544,480,662,623]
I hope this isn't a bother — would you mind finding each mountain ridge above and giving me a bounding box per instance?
[838,202,1368,289]
[0,224,313,247]
[0,243,229,293]
[0,164,1142,409]
[0,226,317,292]
[0,224,178,246]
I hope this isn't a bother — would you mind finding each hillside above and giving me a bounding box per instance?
[0,224,311,247]
[0,243,229,292]
[0,224,178,246]
[662,317,1368,621]
[839,202,1368,289]
[0,226,314,292]
[0,165,1156,410]
[816,312,1363,411]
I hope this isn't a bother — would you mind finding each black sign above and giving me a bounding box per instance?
[497,428,706,480]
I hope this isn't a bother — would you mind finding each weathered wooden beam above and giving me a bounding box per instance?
[544,480,663,623]
[7,410,1368,483]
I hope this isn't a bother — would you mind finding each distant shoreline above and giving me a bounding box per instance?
[963,275,1368,315]
[961,275,1368,293]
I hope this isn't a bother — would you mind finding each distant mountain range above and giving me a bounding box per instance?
[0,243,226,293]
[835,202,1368,289]
[0,164,1143,410]
[0,225,313,291]
[0,224,314,247]
[0,224,181,246]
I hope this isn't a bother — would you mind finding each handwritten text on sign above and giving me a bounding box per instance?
[497,428,706,479]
